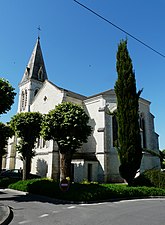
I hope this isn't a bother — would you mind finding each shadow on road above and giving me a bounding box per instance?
[0,190,75,205]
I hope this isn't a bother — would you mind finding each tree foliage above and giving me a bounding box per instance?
[160,149,165,169]
[0,122,14,171]
[41,102,92,180]
[0,78,16,115]
[114,40,142,185]
[10,112,43,179]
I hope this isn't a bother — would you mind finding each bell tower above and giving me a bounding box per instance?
[18,37,48,112]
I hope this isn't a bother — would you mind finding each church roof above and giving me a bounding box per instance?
[86,88,151,104]
[19,38,48,86]
[87,89,115,99]
[47,80,87,100]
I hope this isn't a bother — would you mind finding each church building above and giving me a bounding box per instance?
[4,38,160,182]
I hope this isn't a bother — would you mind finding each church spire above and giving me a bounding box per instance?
[19,37,48,86]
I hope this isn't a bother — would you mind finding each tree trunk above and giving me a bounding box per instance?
[0,154,2,173]
[23,154,31,180]
[119,163,139,186]
[60,151,72,181]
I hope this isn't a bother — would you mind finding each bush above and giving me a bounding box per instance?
[8,179,165,202]
[133,169,165,188]
[8,179,42,192]
[0,178,20,188]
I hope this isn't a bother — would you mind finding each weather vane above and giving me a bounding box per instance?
[37,26,41,39]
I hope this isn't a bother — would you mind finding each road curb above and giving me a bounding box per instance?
[0,205,13,225]
[4,188,28,195]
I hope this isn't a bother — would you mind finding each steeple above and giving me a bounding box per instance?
[19,37,48,86]
[18,38,48,113]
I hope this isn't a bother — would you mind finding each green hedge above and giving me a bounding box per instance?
[9,179,165,202]
[0,177,20,188]
[5,169,165,202]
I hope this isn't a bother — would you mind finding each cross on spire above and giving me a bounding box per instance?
[37,26,41,39]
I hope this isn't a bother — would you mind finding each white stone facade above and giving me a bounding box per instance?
[3,38,160,183]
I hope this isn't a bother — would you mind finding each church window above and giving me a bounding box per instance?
[20,89,28,111]
[139,114,146,148]
[21,91,25,111]
[46,140,49,148]
[25,67,30,77]
[38,66,43,81]
[24,89,27,108]
[112,114,118,147]
[43,96,47,102]
[43,139,46,148]
[37,137,47,148]
[34,89,39,96]
[36,138,40,148]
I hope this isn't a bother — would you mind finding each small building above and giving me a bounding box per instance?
[3,38,160,183]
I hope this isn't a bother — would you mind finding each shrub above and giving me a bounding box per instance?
[133,169,165,188]
[8,179,165,202]
[0,178,20,188]
[8,179,42,192]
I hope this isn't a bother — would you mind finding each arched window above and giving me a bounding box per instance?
[139,114,146,148]
[34,89,39,96]
[21,91,25,111]
[112,114,118,147]
[38,66,43,81]
[36,138,40,148]
[24,89,27,108]
[43,139,46,148]
[25,67,30,77]
[20,89,28,111]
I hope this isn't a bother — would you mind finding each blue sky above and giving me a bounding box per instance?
[0,0,165,149]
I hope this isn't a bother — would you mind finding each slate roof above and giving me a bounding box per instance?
[47,80,87,101]
[19,38,47,86]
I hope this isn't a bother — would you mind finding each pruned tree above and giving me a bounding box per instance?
[114,39,142,185]
[9,112,43,180]
[41,102,92,180]
[0,122,14,172]
[0,78,16,115]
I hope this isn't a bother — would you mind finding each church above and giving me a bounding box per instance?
[4,38,160,182]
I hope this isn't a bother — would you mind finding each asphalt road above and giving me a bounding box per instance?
[0,189,165,225]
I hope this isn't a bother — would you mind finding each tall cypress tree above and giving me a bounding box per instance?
[114,40,142,185]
